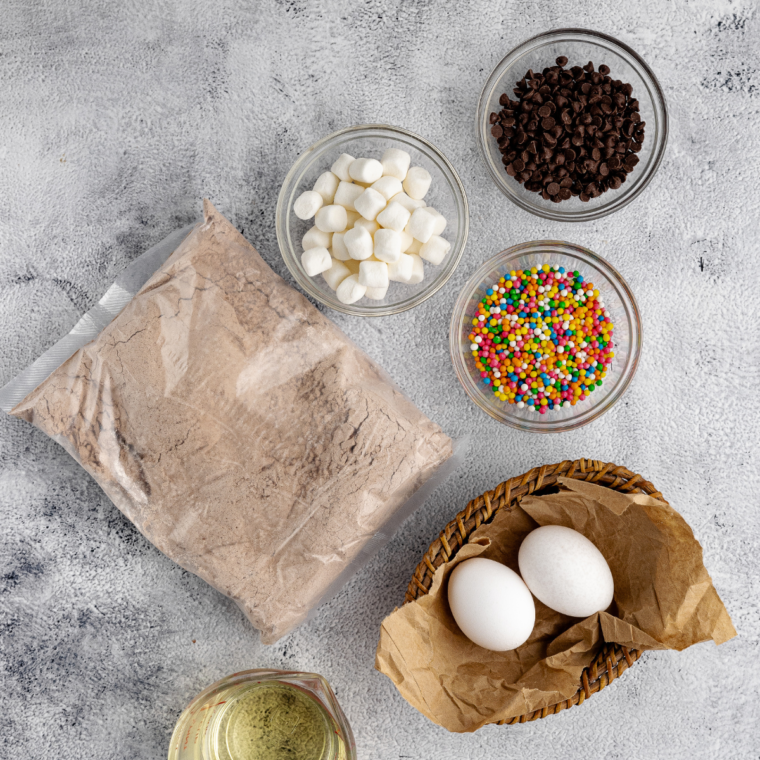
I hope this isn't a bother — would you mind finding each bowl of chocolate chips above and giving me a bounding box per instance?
[477,28,668,222]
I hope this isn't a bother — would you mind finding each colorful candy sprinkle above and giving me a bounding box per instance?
[468,265,615,413]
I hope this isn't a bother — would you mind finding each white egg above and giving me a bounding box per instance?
[518,525,614,617]
[447,557,535,652]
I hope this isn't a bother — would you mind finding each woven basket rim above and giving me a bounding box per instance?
[404,458,665,725]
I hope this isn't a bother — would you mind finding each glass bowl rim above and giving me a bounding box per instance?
[276,123,470,317]
[449,239,643,432]
[476,27,669,223]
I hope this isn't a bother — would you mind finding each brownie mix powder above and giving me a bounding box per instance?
[10,200,452,643]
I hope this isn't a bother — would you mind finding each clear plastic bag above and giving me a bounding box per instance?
[1,201,456,643]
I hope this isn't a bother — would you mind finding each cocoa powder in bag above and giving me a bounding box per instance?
[11,200,452,643]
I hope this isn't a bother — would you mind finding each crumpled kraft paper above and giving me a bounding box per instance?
[375,478,735,732]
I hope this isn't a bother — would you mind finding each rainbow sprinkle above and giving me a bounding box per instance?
[468,265,615,413]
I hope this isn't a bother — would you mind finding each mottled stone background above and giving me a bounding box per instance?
[1,1,758,758]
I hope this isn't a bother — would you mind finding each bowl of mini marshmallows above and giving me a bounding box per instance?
[449,241,642,433]
[276,124,469,316]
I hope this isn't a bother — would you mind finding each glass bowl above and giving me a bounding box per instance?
[168,669,356,760]
[276,124,469,316]
[449,241,641,433]
[476,28,668,222]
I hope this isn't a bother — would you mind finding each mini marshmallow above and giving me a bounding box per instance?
[406,207,437,243]
[349,157,384,184]
[381,148,411,180]
[322,258,351,290]
[388,252,414,283]
[294,190,323,220]
[389,191,426,213]
[376,201,411,232]
[344,226,374,260]
[330,153,355,182]
[334,181,364,211]
[302,226,332,250]
[403,166,432,200]
[373,229,401,263]
[370,175,403,201]
[345,209,361,228]
[315,204,347,233]
[397,230,414,252]
[407,238,422,255]
[419,234,451,265]
[313,171,339,203]
[407,253,425,284]
[354,187,387,221]
[354,218,379,235]
[301,246,332,277]
[364,285,389,300]
[425,207,447,235]
[359,260,389,289]
[331,232,350,261]
[336,274,367,304]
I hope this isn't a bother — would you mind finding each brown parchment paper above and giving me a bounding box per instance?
[375,478,735,732]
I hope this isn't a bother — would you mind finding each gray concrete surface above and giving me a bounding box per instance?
[1,1,758,758]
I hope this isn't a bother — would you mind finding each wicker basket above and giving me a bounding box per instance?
[404,458,666,725]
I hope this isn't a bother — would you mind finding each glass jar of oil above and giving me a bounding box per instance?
[168,670,356,760]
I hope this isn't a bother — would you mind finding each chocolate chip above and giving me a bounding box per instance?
[490,57,644,202]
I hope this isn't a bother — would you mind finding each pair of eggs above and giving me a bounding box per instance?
[447,525,614,652]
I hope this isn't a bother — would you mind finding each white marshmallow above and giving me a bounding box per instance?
[331,232,351,261]
[354,218,379,235]
[354,188,387,221]
[407,238,422,255]
[419,234,451,265]
[345,209,361,228]
[344,258,361,275]
[321,258,351,290]
[376,201,411,232]
[407,254,425,284]
[403,166,432,200]
[313,171,339,203]
[370,175,403,201]
[334,181,364,211]
[344,226,374,260]
[373,229,401,263]
[398,230,414,252]
[389,191,426,213]
[381,148,411,181]
[301,246,332,276]
[315,204,347,233]
[302,226,332,251]
[425,207,447,235]
[330,153,355,182]
[409,254,425,285]
[349,157,384,184]
[294,190,323,220]
[359,260,389,289]
[388,252,414,283]
[406,207,437,243]
[336,274,367,304]
[365,285,389,300]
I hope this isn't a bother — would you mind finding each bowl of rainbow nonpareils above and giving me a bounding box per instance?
[449,241,641,433]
